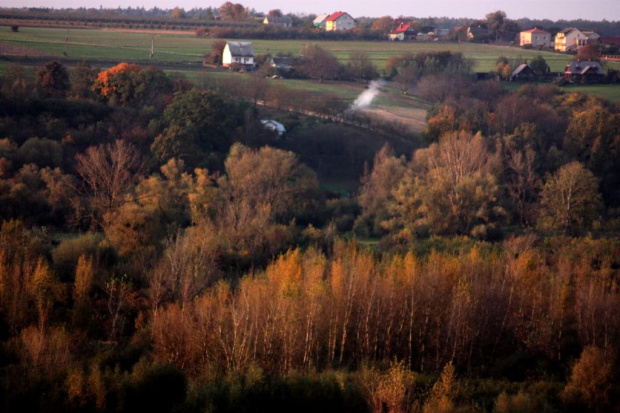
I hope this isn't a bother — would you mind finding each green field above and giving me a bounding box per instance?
[2,26,619,104]
[3,25,619,73]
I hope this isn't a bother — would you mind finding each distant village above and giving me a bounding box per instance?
[213,9,619,84]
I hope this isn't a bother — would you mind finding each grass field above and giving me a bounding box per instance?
[3,25,618,73]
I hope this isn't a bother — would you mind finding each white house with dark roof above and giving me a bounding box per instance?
[222,41,255,68]
[263,16,292,27]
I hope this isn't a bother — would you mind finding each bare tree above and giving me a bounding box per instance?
[74,140,143,228]
[299,44,340,83]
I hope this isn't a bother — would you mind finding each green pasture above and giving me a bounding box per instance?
[3,25,618,73]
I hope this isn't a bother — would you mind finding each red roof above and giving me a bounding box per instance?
[522,27,550,34]
[326,11,348,22]
[391,23,412,34]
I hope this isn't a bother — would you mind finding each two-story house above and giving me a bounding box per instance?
[555,28,589,52]
[324,11,356,31]
[519,27,551,48]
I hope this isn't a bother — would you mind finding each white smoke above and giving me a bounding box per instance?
[350,80,384,111]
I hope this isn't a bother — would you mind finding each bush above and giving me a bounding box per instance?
[51,232,106,280]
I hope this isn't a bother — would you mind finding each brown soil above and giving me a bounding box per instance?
[363,106,428,134]
[0,42,57,57]
[102,28,193,35]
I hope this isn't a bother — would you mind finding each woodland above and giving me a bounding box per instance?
[0,50,619,412]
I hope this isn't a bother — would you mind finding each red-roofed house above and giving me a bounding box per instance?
[389,23,415,41]
[324,11,356,31]
[519,27,551,48]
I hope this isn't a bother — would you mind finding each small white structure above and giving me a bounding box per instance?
[261,119,286,137]
[222,41,255,68]
[313,13,329,28]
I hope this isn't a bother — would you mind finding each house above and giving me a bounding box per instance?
[313,13,329,28]
[263,16,292,28]
[388,23,415,41]
[324,11,356,32]
[555,28,589,52]
[564,60,605,83]
[270,56,293,71]
[435,28,451,37]
[261,119,286,137]
[520,27,551,48]
[222,41,255,68]
[511,64,536,81]
[583,31,601,44]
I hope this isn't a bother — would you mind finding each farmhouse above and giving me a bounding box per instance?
[511,64,536,82]
[519,27,551,48]
[583,31,601,44]
[564,61,605,83]
[324,11,356,32]
[270,56,293,71]
[555,28,589,52]
[222,41,255,69]
[389,23,415,41]
[263,16,292,27]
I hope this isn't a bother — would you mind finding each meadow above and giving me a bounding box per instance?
[2,25,615,72]
[2,26,619,103]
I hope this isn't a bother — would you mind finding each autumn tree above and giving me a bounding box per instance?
[218,2,248,21]
[206,39,227,65]
[370,16,394,33]
[563,346,613,410]
[356,145,407,236]
[74,140,144,228]
[35,61,70,98]
[538,162,602,233]
[170,6,185,18]
[104,158,191,257]
[575,44,601,62]
[92,63,172,107]
[299,44,340,83]
[387,131,504,238]
[563,104,620,205]
[267,9,283,17]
